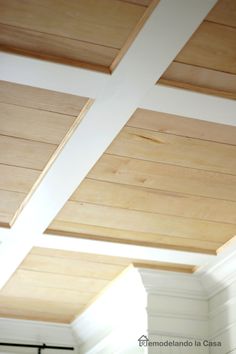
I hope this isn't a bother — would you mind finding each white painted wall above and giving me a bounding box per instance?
[0,318,78,354]
[141,269,209,354]
[208,278,236,354]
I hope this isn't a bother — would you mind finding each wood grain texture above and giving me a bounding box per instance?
[0,0,151,70]
[47,223,220,254]
[0,295,83,323]
[207,0,236,27]
[0,135,56,170]
[0,24,118,69]
[21,253,125,280]
[0,81,88,227]
[49,105,236,255]
[51,202,236,244]
[0,189,25,225]
[118,0,152,6]
[0,0,144,48]
[107,126,236,175]
[89,154,236,202]
[175,21,236,74]
[0,247,193,322]
[158,0,236,98]
[110,0,160,71]
[160,62,236,100]
[0,103,76,144]
[31,247,193,272]
[129,108,236,145]
[0,164,39,193]
[0,80,88,116]
[71,178,236,224]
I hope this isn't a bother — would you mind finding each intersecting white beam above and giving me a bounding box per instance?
[0,52,109,98]
[141,84,236,126]
[0,0,218,289]
[35,235,214,267]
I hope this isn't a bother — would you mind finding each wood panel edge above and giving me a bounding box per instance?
[0,46,111,74]
[45,229,217,256]
[158,78,236,100]
[9,99,93,228]
[110,0,160,72]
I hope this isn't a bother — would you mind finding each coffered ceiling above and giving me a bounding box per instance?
[0,0,235,324]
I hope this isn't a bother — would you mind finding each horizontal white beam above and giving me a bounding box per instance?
[0,52,109,98]
[36,235,214,267]
[141,84,236,126]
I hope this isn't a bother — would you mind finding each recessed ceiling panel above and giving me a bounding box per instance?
[0,247,193,323]
[159,0,236,99]
[0,80,89,227]
[0,0,153,72]
[47,108,236,255]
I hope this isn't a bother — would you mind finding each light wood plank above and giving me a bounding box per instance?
[32,247,130,266]
[0,0,145,48]
[72,178,236,224]
[0,24,118,69]
[159,62,236,100]
[0,295,82,323]
[89,155,236,202]
[0,164,39,193]
[0,135,56,170]
[5,269,109,293]
[52,201,236,244]
[2,282,97,306]
[110,0,159,71]
[0,80,88,116]
[129,108,236,145]
[175,21,236,74]
[107,127,236,175]
[0,189,25,226]
[0,102,76,144]
[47,222,220,254]
[21,254,125,280]
[207,0,236,27]
[32,247,194,272]
[119,0,152,6]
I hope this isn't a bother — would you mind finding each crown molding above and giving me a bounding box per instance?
[197,239,236,298]
[138,268,207,300]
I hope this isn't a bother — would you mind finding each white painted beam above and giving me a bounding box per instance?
[35,234,214,267]
[0,0,218,289]
[0,52,109,98]
[141,84,236,126]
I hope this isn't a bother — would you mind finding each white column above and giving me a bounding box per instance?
[72,267,209,354]
[201,251,236,354]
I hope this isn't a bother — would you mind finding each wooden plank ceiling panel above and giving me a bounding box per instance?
[159,0,236,99]
[0,247,193,323]
[0,81,88,227]
[0,81,88,116]
[106,127,236,175]
[0,0,151,71]
[47,108,236,255]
